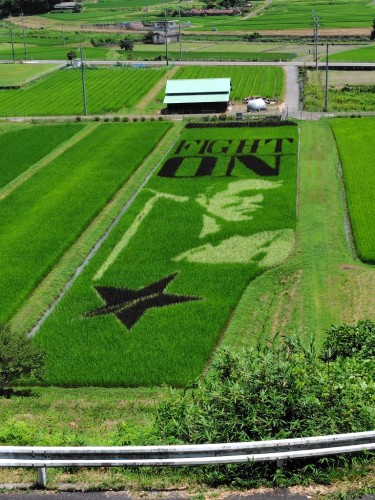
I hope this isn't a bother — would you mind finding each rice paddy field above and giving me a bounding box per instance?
[0,121,171,324]
[0,63,61,87]
[34,0,375,31]
[0,66,167,115]
[155,65,284,107]
[328,44,375,62]
[331,118,375,264]
[33,122,298,387]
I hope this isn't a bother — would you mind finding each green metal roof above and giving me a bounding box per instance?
[164,78,231,104]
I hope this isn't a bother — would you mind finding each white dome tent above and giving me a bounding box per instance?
[247,98,267,112]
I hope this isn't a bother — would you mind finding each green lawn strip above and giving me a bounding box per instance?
[0,63,62,88]
[34,124,298,387]
[224,120,375,351]
[0,123,90,199]
[132,66,178,114]
[11,121,180,335]
[331,118,375,263]
[0,122,171,324]
[0,67,167,116]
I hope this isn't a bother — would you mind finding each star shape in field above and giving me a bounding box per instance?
[85,273,202,329]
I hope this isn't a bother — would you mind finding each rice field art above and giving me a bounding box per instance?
[35,123,299,387]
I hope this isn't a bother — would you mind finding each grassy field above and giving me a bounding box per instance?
[331,118,375,264]
[0,122,171,324]
[0,66,167,115]
[0,63,61,87]
[303,70,375,112]
[34,123,298,387]
[328,44,375,62]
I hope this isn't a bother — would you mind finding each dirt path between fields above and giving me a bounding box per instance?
[134,66,179,113]
[0,123,99,203]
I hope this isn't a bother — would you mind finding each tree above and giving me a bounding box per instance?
[67,49,77,61]
[72,2,82,12]
[0,324,45,394]
[370,18,375,40]
[119,37,134,51]
[142,31,154,45]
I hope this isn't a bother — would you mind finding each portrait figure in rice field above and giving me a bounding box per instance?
[174,179,294,266]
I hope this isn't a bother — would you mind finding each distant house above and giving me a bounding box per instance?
[163,78,231,113]
[184,8,241,16]
[53,2,77,10]
[152,31,179,44]
[148,20,179,31]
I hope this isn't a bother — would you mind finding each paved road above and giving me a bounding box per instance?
[0,491,312,499]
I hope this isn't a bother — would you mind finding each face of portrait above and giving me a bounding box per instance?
[196,179,283,222]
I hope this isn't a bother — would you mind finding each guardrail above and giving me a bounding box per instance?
[1,431,374,488]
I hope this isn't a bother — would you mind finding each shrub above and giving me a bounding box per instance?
[322,319,375,361]
[122,116,129,122]
[0,324,45,394]
[113,116,120,122]
[94,116,100,122]
[154,331,375,484]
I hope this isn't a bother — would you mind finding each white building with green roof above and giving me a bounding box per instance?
[163,78,231,114]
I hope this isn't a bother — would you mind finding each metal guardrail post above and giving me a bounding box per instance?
[37,466,47,488]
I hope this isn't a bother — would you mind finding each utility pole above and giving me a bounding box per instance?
[312,9,319,70]
[62,29,65,46]
[146,0,149,22]
[20,11,27,60]
[178,2,182,61]
[8,14,15,63]
[164,10,169,66]
[80,45,88,115]
[324,43,329,112]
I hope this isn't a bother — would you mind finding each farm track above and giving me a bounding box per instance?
[132,66,179,112]
[0,123,99,202]
[11,122,185,335]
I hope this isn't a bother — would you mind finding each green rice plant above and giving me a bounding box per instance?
[0,122,171,323]
[0,124,83,189]
[0,67,167,116]
[331,118,375,263]
[35,123,298,387]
